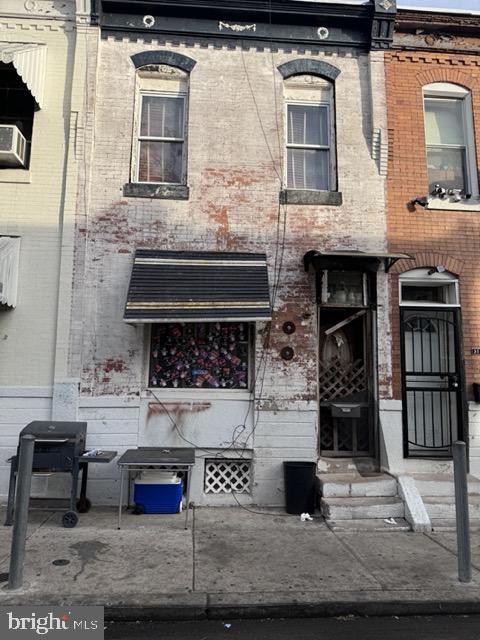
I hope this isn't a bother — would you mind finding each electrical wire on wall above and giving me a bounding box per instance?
[145,6,292,517]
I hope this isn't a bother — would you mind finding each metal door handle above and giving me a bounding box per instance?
[450,375,459,388]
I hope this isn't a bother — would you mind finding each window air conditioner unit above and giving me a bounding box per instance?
[0,125,27,167]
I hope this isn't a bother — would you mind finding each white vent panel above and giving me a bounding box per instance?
[204,459,251,494]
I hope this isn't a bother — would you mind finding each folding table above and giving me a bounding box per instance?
[117,447,195,529]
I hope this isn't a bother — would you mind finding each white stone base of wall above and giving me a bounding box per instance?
[379,399,480,476]
[0,390,318,508]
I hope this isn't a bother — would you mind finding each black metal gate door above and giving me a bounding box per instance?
[401,308,464,457]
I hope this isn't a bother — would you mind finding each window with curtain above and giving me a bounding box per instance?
[286,103,330,190]
[423,84,477,196]
[137,93,185,183]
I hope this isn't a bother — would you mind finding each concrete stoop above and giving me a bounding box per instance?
[412,473,480,525]
[321,496,405,520]
[318,472,405,523]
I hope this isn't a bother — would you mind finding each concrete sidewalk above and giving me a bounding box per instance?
[0,506,479,619]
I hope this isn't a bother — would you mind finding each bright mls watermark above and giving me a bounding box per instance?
[0,607,104,639]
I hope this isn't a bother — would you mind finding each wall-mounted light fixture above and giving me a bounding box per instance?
[427,265,446,275]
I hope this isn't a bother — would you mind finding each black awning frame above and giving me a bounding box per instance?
[303,250,413,274]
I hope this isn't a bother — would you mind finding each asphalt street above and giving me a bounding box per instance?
[105,615,480,640]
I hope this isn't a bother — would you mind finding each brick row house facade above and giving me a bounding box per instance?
[63,0,396,508]
[384,9,480,485]
[1,0,479,525]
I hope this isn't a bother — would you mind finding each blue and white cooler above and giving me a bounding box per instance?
[133,471,183,514]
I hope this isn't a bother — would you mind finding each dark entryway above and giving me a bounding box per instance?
[319,305,374,457]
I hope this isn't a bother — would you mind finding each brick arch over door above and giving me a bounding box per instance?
[391,252,465,277]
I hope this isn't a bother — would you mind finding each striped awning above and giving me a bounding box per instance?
[0,42,47,109]
[124,250,272,323]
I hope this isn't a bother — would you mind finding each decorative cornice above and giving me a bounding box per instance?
[98,0,396,50]
[277,58,340,81]
[371,0,397,50]
[130,49,196,72]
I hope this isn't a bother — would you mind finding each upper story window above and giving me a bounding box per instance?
[423,83,478,197]
[133,65,188,186]
[284,75,335,191]
[0,62,35,169]
[138,93,185,183]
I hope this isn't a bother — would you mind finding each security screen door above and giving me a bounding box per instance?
[401,308,463,457]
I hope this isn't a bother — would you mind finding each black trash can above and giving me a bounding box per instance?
[283,461,316,515]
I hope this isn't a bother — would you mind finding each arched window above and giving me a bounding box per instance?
[133,63,189,186]
[423,82,478,198]
[399,268,459,307]
[126,51,195,196]
[278,59,340,198]
[283,73,335,191]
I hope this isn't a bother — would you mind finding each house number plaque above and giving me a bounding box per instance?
[471,348,480,355]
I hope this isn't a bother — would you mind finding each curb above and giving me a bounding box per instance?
[104,599,480,622]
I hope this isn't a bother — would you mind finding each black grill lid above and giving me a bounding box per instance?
[20,421,87,439]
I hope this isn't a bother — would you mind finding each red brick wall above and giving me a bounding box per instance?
[385,50,480,400]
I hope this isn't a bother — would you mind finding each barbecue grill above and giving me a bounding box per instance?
[5,421,116,528]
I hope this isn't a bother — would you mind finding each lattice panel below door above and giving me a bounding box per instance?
[319,357,366,401]
[204,459,251,494]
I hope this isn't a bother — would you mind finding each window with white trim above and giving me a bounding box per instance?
[399,268,459,307]
[423,83,478,197]
[284,75,335,191]
[133,65,188,185]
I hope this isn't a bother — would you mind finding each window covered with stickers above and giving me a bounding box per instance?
[149,322,251,389]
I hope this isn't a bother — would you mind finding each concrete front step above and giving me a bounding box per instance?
[317,457,378,474]
[431,519,480,532]
[412,473,480,497]
[318,473,397,498]
[321,496,405,520]
[422,495,480,520]
[325,518,410,532]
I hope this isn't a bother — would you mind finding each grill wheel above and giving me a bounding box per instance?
[62,511,78,528]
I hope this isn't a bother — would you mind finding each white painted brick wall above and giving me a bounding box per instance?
[0,8,77,387]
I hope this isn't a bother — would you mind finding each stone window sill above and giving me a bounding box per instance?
[0,169,31,184]
[123,183,189,200]
[279,189,342,206]
[426,196,480,212]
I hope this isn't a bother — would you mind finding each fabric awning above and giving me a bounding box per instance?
[0,236,21,307]
[124,250,272,323]
[303,250,413,273]
[0,42,47,108]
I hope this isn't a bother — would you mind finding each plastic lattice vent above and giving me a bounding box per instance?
[204,459,251,494]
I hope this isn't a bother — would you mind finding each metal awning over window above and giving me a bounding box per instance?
[0,42,47,109]
[303,250,413,274]
[0,236,21,307]
[124,250,272,323]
